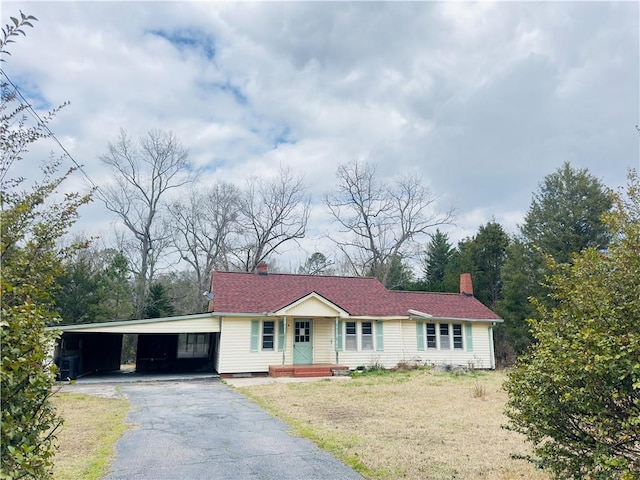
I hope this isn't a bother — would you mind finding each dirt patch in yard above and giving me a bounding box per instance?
[239,370,548,480]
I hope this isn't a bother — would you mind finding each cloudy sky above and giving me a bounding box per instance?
[3,1,639,271]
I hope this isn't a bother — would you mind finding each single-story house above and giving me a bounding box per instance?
[50,265,502,378]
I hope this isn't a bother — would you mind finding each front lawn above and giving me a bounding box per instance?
[51,392,129,480]
[238,369,547,480]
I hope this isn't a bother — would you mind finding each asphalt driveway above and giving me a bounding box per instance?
[100,379,364,480]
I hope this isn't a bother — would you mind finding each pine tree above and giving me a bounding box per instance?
[143,283,175,319]
[421,229,453,292]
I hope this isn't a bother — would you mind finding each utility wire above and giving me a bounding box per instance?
[1,68,99,190]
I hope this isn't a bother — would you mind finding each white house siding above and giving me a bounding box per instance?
[217,317,283,374]
[311,319,335,364]
[284,297,342,317]
[335,320,495,370]
[402,320,494,369]
[335,319,402,369]
[217,316,497,374]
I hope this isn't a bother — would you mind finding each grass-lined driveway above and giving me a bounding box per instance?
[102,379,363,480]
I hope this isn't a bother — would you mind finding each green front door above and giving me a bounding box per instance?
[293,319,313,365]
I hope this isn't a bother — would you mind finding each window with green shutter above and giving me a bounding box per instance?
[336,320,343,351]
[416,321,425,351]
[465,323,473,352]
[375,321,384,351]
[250,320,260,352]
[278,319,285,352]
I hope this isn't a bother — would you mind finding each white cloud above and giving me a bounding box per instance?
[3,1,638,274]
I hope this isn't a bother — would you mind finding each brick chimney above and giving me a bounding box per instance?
[460,273,473,296]
[256,261,268,276]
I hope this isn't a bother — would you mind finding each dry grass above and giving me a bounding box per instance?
[239,369,548,480]
[51,392,130,480]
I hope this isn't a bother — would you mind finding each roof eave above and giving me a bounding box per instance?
[46,312,218,331]
[411,316,503,323]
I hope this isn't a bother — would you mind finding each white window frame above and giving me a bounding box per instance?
[361,321,373,351]
[440,323,451,350]
[345,321,357,351]
[262,320,275,351]
[420,322,465,351]
[342,321,379,352]
[452,323,464,350]
[426,323,437,349]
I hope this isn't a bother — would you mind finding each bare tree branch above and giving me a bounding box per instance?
[232,165,310,272]
[97,128,194,317]
[167,181,241,294]
[324,159,454,286]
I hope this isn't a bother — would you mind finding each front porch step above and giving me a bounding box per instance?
[294,368,332,378]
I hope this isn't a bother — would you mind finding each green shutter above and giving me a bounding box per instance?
[416,321,425,351]
[250,320,259,352]
[375,321,384,351]
[277,319,285,352]
[336,320,343,351]
[465,323,473,352]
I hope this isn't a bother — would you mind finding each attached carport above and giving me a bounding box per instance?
[49,313,221,379]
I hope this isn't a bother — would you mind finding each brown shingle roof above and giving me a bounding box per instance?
[211,271,501,320]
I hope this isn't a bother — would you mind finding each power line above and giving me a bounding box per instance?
[1,68,99,190]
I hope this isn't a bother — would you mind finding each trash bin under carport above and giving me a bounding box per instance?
[59,355,79,380]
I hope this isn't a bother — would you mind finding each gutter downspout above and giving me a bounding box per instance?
[399,318,404,361]
[489,323,496,370]
[335,317,339,365]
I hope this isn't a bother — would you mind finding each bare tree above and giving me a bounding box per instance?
[98,129,193,317]
[233,166,311,272]
[167,181,241,295]
[324,160,454,287]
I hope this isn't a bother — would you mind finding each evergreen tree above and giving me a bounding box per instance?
[54,249,134,324]
[384,255,415,290]
[98,251,134,322]
[505,170,640,479]
[494,238,542,364]
[55,252,102,325]
[143,283,175,319]
[421,229,453,292]
[522,161,612,263]
[499,162,612,363]
[467,222,510,308]
[443,222,510,308]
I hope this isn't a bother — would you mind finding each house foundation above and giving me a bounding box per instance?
[268,364,349,378]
